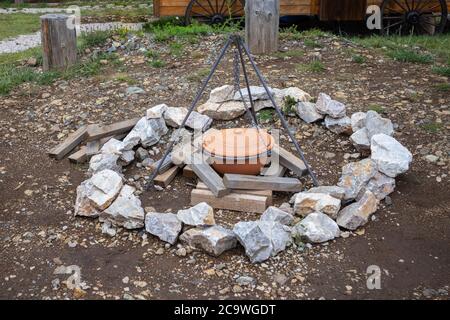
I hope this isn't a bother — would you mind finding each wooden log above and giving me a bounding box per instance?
[40,14,77,71]
[190,162,229,198]
[196,181,272,205]
[273,146,307,177]
[48,125,88,160]
[154,166,180,187]
[68,146,87,163]
[245,0,279,54]
[223,174,302,192]
[86,118,139,141]
[191,189,269,214]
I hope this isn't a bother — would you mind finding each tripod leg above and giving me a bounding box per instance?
[145,36,234,190]
[238,38,320,187]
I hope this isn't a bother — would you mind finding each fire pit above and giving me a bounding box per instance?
[202,128,274,175]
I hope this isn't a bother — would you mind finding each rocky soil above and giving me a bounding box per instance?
[0,30,449,300]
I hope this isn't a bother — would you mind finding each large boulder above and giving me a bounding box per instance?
[197,101,246,120]
[88,153,121,175]
[351,112,366,132]
[307,186,346,200]
[233,221,291,263]
[179,225,237,256]
[324,116,352,135]
[365,110,394,139]
[233,86,274,101]
[358,172,395,201]
[122,117,167,150]
[74,180,101,217]
[209,85,235,103]
[177,202,215,227]
[293,192,341,218]
[292,212,340,243]
[260,206,294,225]
[337,158,378,200]
[350,128,371,152]
[145,212,182,245]
[281,87,312,103]
[101,185,145,229]
[336,191,379,230]
[370,134,412,178]
[315,93,346,118]
[296,101,324,123]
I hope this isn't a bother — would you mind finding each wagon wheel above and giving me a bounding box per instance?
[381,0,448,35]
[185,0,245,25]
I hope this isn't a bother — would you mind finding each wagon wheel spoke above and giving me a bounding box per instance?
[193,0,214,16]
[186,0,245,25]
[415,0,434,12]
[403,0,412,11]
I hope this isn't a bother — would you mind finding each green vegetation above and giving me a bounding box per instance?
[274,49,304,59]
[145,49,160,59]
[114,73,138,85]
[368,104,385,113]
[169,41,184,57]
[257,109,275,123]
[352,54,366,64]
[303,38,323,48]
[282,96,297,115]
[149,59,165,68]
[386,48,433,64]
[434,83,450,92]
[0,13,40,40]
[421,122,442,133]
[296,60,325,73]
[187,67,210,82]
[432,65,450,77]
[280,27,329,41]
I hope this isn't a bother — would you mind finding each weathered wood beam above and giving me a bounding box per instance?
[48,125,88,160]
[273,146,307,177]
[154,166,180,187]
[86,118,139,142]
[190,162,229,198]
[223,174,302,192]
[196,181,272,205]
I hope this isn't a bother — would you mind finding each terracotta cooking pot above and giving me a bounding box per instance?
[202,128,274,175]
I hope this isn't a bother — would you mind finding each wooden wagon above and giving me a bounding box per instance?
[153,0,449,35]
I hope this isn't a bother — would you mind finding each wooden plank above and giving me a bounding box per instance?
[150,154,174,175]
[48,125,88,160]
[86,118,139,142]
[191,189,269,214]
[196,181,272,205]
[273,146,308,177]
[154,166,180,187]
[183,165,196,178]
[86,140,100,156]
[223,174,302,192]
[190,162,229,198]
[68,146,87,164]
[245,0,279,54]
[261,165,287,177]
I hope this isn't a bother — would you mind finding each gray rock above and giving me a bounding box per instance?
[145,212,182,245]
[292,212,340,243]
[315,93,346,118]
[89,153,121,175]
[84,169,123,211]
[126,86,145,95]
[197,101,246,120]
[101,185,144,229]
[350,128,371,152]
[281,87,312,102]
[365,111,394,139]
[233,86,274,101]
[293,192,341,218]
[370,134,412,178]
[296,101,324,123]
[177,202,215,227]
[101,220,117,237]
[141,158,154,167]
[233,221,291,263]
[123,117,168,150]
[307,186,346,200]
[146,103,167,119]
[186,111,212,132]
[164,107,188,128]
[119,150,134,166]
[100,138,124,155]
[337,158,378,200]
[324,116,352,135]
[351,112,367,132]
[179,225,237,256]
[74,180,101,217]
[236,276,256,286]
[260,206,294,225]
[337,191,379,230]
[278,202,294,215]
[135,147,149,161]
[424,154,439,163]
[359,172,395,201]
[209,85,235,103]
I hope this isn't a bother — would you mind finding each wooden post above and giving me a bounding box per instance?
[40,14,77,71]
[245,0,279,54]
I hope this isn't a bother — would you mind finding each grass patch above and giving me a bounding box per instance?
[114,73,138,85]
[257,109,275,123]
[352,54,366,64]
[434,83,450,92]
[149,59,165,68]
[432,65,450,77]
[145,49,160,59]
[282,96,297,115]
[304,38,322,48]
[421,122,442,133]
[169,41,184,57]
[0,13,40,40]
[281,27,328,41]
[274,49,304,59]
[296,60,325,73]
[368,104,385,113]
[387,48,433,64]
[187,67,210,82]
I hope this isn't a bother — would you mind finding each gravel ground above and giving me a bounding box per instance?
[0,4,151,15]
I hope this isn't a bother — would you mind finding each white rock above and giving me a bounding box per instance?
[122,117,168,150]
[209,85,234,103]
[100,138,124,155]
[351,112,367,132]
[315,93,346,118]
[337,191,379,230]
[296,101,324,123]
[359,172,395,201]
[324,116,352,135]
[370,134,412,178]
[146,103,168,119]
[281,87,312,103]
[186,111,212,132]
[145,212,182,245]
[292,212,340,243]
[119,150,134,166]
[260,206,294,225]
[337,158,378,200]
[233,221,291,263]
[101,185,145,229]
[101,221,117,237]
[293,192,341,218]
[365,110,394,139]
[350,128,371,152]
[197,101,246,120]
[88,153,121,175]
[307,186,346,200]
[74,180,101,217]
[177,202,215,227]
[88,169,123,210]
[179,225,237,256]
[233,86,274,101]
[164,107,188,128]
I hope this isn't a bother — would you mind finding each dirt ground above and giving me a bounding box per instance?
[0,30,449,300]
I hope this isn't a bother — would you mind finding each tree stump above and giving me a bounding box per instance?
[245,0,279,54]
[40,14,77,71]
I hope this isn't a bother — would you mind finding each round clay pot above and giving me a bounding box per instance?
[202,128,274,175]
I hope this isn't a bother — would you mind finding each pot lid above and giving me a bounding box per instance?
[202,128,274,158]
